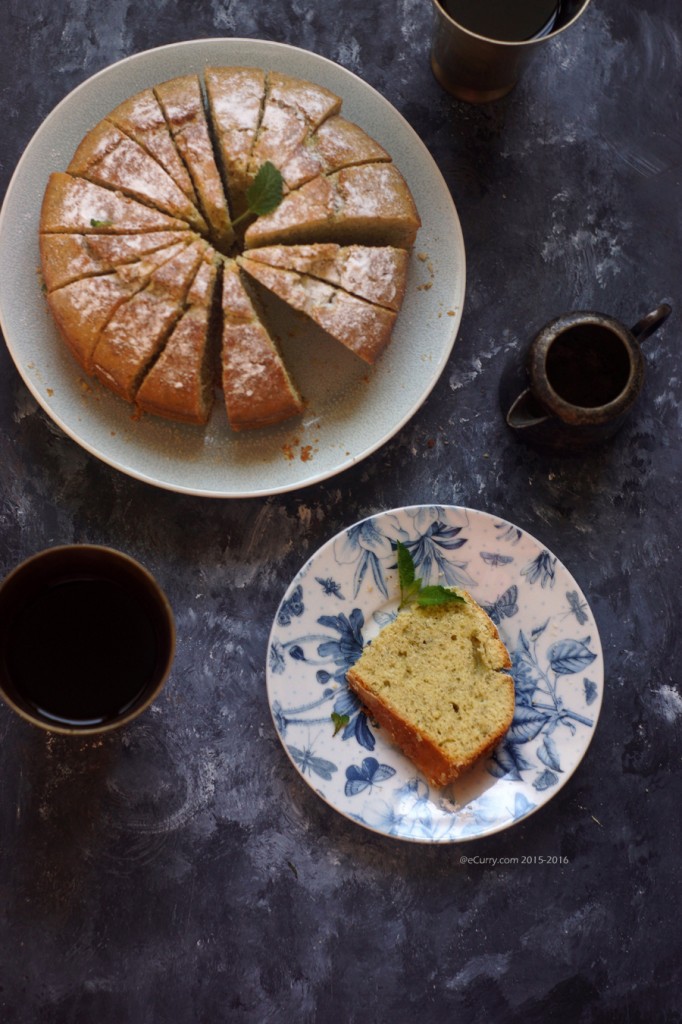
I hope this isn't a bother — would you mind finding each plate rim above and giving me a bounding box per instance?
[0,38,466,499]
[266,503,604,844]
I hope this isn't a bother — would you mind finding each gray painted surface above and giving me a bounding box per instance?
[1,0,680,1020]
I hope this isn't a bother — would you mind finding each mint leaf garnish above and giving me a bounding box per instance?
[90,218,113,227]
[331,711,350,736]
[396,541,464,610]
[247,161,284,215]
[231,161,284,228]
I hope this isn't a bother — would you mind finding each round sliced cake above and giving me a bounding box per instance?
[39,67,421,430]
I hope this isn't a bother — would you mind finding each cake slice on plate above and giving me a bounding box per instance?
[107,88,199,206]
[91,238,208,401]
[346,591,515,787]
[278,115,391,191]
[155,75,234,251]
[45,241,190,372]
[40,173,192,235]
[244,243,409,312]
[39,230,192,292]
[136,247,221,425]
[221,259,304,431]
[67,120,207,232]
[205,67,266,220]
[246,72,341,193]
[238,256,396,365]
[244,163,421,250]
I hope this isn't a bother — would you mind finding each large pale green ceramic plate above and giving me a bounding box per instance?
[0,39,465,497]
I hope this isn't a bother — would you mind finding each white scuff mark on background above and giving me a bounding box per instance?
[398,0,428,42]
[446,952,512,989]
[649,684,682,724]
[540,225,625,292]
[335,37,361,72]
[209,0,239,32]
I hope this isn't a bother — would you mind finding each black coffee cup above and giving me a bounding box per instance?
[501,303,672,451]
[0,545,175,734]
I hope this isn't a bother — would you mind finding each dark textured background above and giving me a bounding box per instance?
[1,1,681,1021]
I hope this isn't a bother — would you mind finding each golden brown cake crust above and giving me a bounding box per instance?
[205,67,267,219]
[238,256,396,364]
[107,88,198,205]
[279,114,391,191]
[40,172,191,234]
[154,75,234,251]
[248,71,342,190]
[40,67,421,427]
[91,240,207,400]
[244,162,421,250]
[45,241,190,371]
[39,231,191,292]
[221,260,304,431]
[244,243,409,311]
[346,592,514,788]
[67,120,207,232]
[135,250,220,424]
[344,679,513,788]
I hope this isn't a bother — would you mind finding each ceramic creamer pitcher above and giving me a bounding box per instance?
[501,303,672,451]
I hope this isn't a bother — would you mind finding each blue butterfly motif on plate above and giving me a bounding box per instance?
[277,584,304,626]
[480,551,514,566]
[481,585,519,625]
[344,757,396,797]
[316,576,345,599]
[565,589,589,625]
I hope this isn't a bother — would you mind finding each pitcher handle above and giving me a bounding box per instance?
[506,388,550,430]
[631,303,672,343]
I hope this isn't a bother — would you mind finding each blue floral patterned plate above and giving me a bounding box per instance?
[266,506,604,843]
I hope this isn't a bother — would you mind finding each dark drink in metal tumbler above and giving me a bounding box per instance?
[430,0,592,103]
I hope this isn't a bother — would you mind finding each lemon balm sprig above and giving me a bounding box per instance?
[396,541,465,610]
[230,161,284,229]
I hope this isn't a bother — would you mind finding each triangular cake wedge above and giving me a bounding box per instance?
[40,230,192,292]
[67,120,207,232]
[244,243,408,312]
[244,163,421,250]
[40,173,192,234]
[221,259,304,431]
[92,239,208,401]
[238,257,396,365]
[247,72,341,192]
[204,67,266,220]
[107,88,198,205]
[346,591,515,787]
[45,241,190,372]
[136,248,221,425]
[279,115,391,191]
[154,75,234,251]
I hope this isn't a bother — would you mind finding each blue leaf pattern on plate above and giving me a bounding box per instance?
[266,506,603,843]
[522,550,557,588]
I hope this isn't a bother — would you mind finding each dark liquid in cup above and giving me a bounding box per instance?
[440,0,563,41]
[4,577,161,726]
[545,325,631,408]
